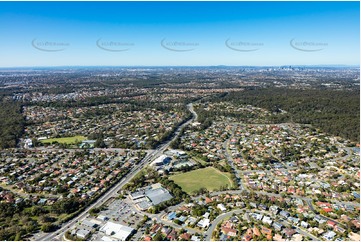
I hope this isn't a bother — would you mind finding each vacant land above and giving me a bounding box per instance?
[170,167,233,194]
[40,135,86,144]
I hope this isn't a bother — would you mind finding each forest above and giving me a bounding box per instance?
[222,88,360,142]
[0,99,25,149]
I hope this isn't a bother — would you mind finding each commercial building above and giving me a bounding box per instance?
[130,183,173,211]
[100,221,134,241]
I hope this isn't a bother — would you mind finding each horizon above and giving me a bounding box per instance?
[0,1,359,67]
[0,64,359,70]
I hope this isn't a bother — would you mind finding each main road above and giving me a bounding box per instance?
[36,103,197,241]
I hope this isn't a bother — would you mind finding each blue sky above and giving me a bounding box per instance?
[0,1,359,67]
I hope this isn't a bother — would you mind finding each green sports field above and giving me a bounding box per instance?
[169,167,233,194]
[40,135,86,145]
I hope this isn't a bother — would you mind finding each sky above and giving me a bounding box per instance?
[0,1,359,67]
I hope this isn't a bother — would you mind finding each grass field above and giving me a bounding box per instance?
[40,135,86,144]
[170,167,233,194]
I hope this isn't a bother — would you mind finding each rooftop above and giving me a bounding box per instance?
[100,222,134,241]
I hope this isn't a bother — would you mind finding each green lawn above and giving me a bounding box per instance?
[170,167,233,194]
[40,135,86,144]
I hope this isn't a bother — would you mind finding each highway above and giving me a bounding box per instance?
[35,102,353,241]
[35,102,197,241]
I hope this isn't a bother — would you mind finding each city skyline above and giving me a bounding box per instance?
[0,1,359,67]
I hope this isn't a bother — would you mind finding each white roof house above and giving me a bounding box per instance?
[262,216,273,225]
[323,231,336,240]
[301,221,309,228]
[251,213,263,221]
[217,203,227,212]
[197,218,210,228]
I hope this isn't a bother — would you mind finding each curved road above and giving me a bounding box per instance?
[36,102,198,241]
[35,104,357,241]
[204,208,320,241]
[204,209,244,240]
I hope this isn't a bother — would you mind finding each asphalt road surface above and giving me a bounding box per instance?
[35,102,197,241]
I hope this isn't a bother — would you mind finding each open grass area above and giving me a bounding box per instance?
[40,135,86,144]
[169,167,233,194]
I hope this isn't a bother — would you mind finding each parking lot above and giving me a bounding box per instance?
[65,197,154,241]
[98,199,143,227]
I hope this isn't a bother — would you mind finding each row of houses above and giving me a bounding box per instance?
[0,148,143,201]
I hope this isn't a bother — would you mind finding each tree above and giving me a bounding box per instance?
[153,230,163,241]
[51,197,83,214]
[95,138,106,148]
[14,232,22,241]
[89,207,101,216]
[39,215,55,223]
[41,223,56,232]
[0,100,24,149]
[30,206,45,216]
[25,221,38,234]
